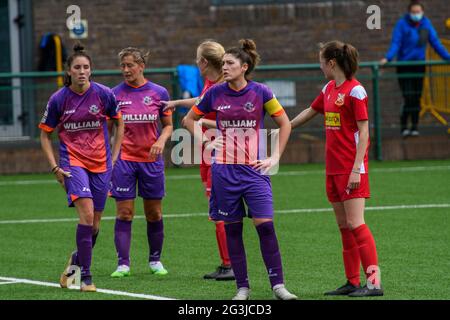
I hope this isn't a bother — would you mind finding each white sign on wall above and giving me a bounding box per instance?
[264,80,297,107]
[69,20,88,39]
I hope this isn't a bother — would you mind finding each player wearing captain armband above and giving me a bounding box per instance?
[184,39,297,301]
[162,40,236,281]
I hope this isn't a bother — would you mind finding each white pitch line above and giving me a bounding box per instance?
[0,281,18,286]
[0,276,175,300]
[0,203,449,225]
[0,165,449,186]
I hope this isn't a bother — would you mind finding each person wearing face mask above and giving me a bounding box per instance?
[380,0,450,137]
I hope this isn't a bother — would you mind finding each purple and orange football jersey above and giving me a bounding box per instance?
[39,82,121,173]
[112,81,172,163]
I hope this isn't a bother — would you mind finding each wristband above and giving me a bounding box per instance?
[352,169,360,174]
[51,166,59,174]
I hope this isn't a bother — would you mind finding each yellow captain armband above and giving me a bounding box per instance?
[264,98,285,117]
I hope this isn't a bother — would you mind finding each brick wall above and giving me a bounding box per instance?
[33,0,450,69]
[32,0,450,128]
[3,0,446,174]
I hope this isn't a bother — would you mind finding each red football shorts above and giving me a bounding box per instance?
[326,174,370,203]
[200,164,212,197]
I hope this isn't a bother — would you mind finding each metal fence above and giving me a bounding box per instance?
[0,60,449,161]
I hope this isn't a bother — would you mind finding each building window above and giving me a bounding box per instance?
[264,80,296,108]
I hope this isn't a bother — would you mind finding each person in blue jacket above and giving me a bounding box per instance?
[380,0,450,137]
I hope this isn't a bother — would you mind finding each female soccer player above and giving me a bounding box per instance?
[163,40,235,281]
[109,47,173,278]
[39,44,124,292]
[183,39,297,300]
[291,41,383,297]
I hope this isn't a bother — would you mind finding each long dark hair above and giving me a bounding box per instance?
[225,39,261,80]
[63,43,92,87]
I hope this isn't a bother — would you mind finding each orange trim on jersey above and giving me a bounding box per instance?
[125,79,149,89]
[271,109,285,117]
[69,153,107,173]
[38,123,54,133]
[70,194,79,202]
[111,111,122,119]
[192,105,205,116]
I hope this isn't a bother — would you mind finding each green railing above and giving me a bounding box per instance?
[0,60,449,161]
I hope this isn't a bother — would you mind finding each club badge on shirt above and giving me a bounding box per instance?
[89,104,100,115]
[143,96,153,106]
[243,102,255,112]
[335,93,345,107]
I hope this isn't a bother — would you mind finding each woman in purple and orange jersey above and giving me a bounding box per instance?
[291,41,383,297]
[184,39,296,300]
[39,43,124,292]
[163,40,235,281]
[109,47,173,278]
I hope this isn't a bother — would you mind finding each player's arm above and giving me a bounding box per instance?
[39,130,71,187]
[270,111,291,162]
[252,94,291,172]
[110,117,124,166]
[183,108,205,143]
[290,107,319,129]
[150,115,174,157]
[107,119,114,138]
[348,120,369,190]
[162,97,197,112]
[252,111,291,174]
[353,120,369,173]
[198,118,217,129]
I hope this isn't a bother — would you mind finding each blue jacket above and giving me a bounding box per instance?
[385,14,450,61]
[176,65,204,98]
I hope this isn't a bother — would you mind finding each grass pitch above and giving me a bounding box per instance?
[0,159,449,300]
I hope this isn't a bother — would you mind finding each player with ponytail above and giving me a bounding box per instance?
[291,41,383,297]
[183,39,297,300]
[39,43,124,292]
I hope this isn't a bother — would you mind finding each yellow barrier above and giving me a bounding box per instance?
[420,39,450,133]
[53,35,64,88]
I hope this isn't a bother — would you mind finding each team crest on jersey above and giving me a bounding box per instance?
[143,96,153,106]
[89,104,100,115]
[243,102,255,112]
[335,93,345,107]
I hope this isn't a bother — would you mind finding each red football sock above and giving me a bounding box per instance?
[216,221,231,266]
[340,228,361,286]
[352,224,380,286]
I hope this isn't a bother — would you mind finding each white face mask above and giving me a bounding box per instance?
[410,13,424,22]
